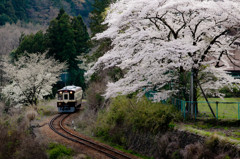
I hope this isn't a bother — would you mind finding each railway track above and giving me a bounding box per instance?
[49,114,133,159]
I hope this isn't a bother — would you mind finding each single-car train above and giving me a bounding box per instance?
[57,86,83,113]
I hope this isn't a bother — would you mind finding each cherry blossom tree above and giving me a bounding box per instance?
[2,53,66,106]
[87,0,240,101]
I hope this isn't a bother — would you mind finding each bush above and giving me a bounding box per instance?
[85,81,107,112]
[95,96,182,144]
[47,143,74,159]
[219,86,240,97]
[0,124,47,159]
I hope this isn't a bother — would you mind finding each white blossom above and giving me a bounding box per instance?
[87,0,240,100]
[2,53,66,106]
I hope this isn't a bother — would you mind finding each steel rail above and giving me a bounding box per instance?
[49,114,132,159]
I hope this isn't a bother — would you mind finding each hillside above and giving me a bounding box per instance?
[0,0,93,25]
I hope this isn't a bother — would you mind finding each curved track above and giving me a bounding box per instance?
[49,114,133,159]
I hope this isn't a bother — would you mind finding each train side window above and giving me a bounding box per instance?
[64,94,68,100]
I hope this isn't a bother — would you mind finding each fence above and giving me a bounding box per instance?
[172,98,240,120]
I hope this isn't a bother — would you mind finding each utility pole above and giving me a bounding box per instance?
[63,72,67,86]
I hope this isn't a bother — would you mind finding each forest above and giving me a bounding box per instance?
[0,0,93,25]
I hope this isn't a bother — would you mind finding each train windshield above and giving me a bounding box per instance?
[58,92,63,100]
[64,94,68,100]
[69,91,74,100]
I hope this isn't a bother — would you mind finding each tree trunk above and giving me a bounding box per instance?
[192,68,198,116]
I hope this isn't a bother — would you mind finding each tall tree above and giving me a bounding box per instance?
[12,31,48,59]
[89,0,114,36]
[47,9,76,63]
[47,9,89,88]
[87,0,240,101]
[72,15,90,54]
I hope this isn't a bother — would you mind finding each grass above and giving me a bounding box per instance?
[90,136,154,159]
[183,98,240,120]
[47,143,74,159]
[177,124,240,147]
[37,105,57,118]
[233,132,240,136]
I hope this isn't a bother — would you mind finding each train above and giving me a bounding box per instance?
[57,86,83,113]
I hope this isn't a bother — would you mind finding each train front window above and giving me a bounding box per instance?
[64,94,68,100]
[69,91,74,100]
[58,92,63,100]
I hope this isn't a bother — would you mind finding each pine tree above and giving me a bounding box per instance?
[46,9,89,88]
[12,31,47,59]
[47,9,76,63]
[90,0,115,36]
[87,0,113,63]
[72,15,90,54]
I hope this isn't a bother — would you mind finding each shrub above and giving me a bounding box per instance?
[95,96,182,143]
[47,143,74,159]
[26,110,37,122]
[0,123,47,159]
[205,133,220,151]
[15,137,47,159]
[37,105,57,117]
[85,81,106,112]
[219,86,240,97]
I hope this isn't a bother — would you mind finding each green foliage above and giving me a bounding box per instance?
[47,9,76,63]
[90,0,113,36]
[0,0,28,25]
[72,16,90,54]
[47,143,74,159]
[12,9,90,89]
[219,86,240,97]
[12,31,48,59]
[224,155,231,159]
[87,0,114,66]
[205,133,220,152]
[86,39,112,63]
[0,122,47,159]
[37,105,56,117]
[95,93,104,104]
[95,96,182,144]
[108,67,124,82]
[0,13,12,25]
[0,0,93,26]
[171,150,181,159]
[47,9,89,88]
[89,72,101,82]
[51,0,92,18]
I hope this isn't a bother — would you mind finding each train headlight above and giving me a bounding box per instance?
[70,91,73,94]
[59,91,62,94]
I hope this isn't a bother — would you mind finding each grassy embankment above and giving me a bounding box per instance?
[178,98,240,150]
[76,96,182,158]
[76,96,240,158]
